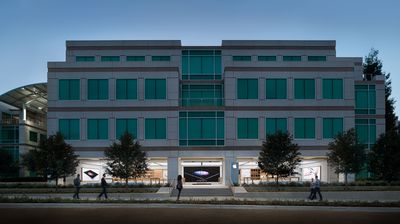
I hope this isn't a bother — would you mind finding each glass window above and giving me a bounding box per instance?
[59,79,80,100]
[237,79,258,99]
[152,56,170,61]
[145,79,166,99]
[294,79,315,99]
[323,118,343,139]
[116,119,137,139]
[237,118,258,139]
[233,56,251,61]
[266,79,287,99]
[355,119,376,149]
[179,111,224,146]
[76,56,95,62]
[59,119,80,140]
[181,84,223,106]
[182,50,221,80]
[266,118,287,136]
[29,131,38,142]
[126,56,145,61]
[116,79,137,100]
[355,85,376,114]
[88,79,109,100]
[145,118,166,139]
[323,79,343,99]
[308,56,327,61]
[101,56,120,62]
[295,118,315,139]
[283,56,301,61]
[258,56,276,61]
[87,119,108,140]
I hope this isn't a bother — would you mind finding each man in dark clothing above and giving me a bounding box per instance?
[307,178,315,200]
[98,174,108,199]
[73,174,81,199]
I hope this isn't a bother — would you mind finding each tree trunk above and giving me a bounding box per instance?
[344,172,348,190]
[126,178,129,187]
[275,175,279,191]
[55,177,59,192]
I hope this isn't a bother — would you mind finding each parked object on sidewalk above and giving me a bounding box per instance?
[98,174,108,199]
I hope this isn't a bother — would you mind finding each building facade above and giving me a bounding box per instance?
[46,40,385,185]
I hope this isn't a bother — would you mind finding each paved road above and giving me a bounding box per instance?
[1,203,399,224]
[2,191,400,202]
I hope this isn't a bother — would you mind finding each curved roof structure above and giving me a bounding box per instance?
[0,83,47,114]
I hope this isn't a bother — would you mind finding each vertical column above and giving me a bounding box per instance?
[224,155,236,186]
[167,157,179,184]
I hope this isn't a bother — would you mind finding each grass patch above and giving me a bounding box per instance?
[0,196,399,207]
[0,187,159,194]
[244,185,400,192]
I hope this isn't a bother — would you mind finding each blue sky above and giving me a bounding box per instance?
[0,0,399,114]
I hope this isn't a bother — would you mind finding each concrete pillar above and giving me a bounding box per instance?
[167,157,179,184]
[224,156,236,186]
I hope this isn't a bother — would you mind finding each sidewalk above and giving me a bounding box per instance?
[2,191,400,202]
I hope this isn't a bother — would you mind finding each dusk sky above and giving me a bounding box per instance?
[1,0,399,114]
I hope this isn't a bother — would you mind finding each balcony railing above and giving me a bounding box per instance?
[180,98,224,107]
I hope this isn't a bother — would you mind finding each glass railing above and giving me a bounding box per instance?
[180,98,224,106]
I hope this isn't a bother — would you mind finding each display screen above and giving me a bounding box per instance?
[184,166,220,182]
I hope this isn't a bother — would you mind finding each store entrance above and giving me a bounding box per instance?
[181,160,223,185]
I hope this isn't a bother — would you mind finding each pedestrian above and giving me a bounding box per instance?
[308,177,315,200]
[313,175,323,201]
[176,175,183,201]
[73,174,81,199]
[98,174,108,199]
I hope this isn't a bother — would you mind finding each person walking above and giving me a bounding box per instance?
[98,174,108,199]
[73,174,81,199]
[313,175,323,201]
[176,175,183,201]
[307,178,315,200]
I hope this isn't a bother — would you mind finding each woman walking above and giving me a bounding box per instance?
[176,175,183,201]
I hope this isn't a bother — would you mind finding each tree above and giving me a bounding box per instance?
[104,132,148,186]
[363,48,397,132]
[327,129,366,186]
[258,131,301,189]
[22,132,79,189]
[368,130,400,182]
[0,149,18,177]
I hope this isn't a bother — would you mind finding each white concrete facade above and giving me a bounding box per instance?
[47,40,385,185]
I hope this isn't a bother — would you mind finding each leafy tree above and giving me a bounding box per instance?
[104,132,148,186]
[22,132,79,189]
[0,149,18,177]
[368,130,400,182]
[363,48,397,132]
[327,129,366,186]
[258,131,301,189]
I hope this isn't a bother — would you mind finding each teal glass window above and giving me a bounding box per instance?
[116,79,137,100]
[116,119,137,139]
[295,118,315,139]
[266,79,287,99]
[355,119,376,149]
[237,118,258,139]
[283,56,301,61]
[258,56,276,61]
[323,118,343,139]
[308,56,327,61]
[76,56,95,62]
[181,84,223,106]
[152,56,170,61]
[145,118,166,139]
[87,119,108,140]
[179,111,224,146]
[294,79,315,99]
[355,85,376,114]
[233,56,251,61]
[59,79,80,100]
[126,56,145,61]
[59,119,80,140]
[88,79,109,100]
[29,131,38,142]
[101,56,120,62]
[237,79,258,99]
[323,79,343,99]
[145,79,166,99]
[266,118,287,136]
[182,50,221,80]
